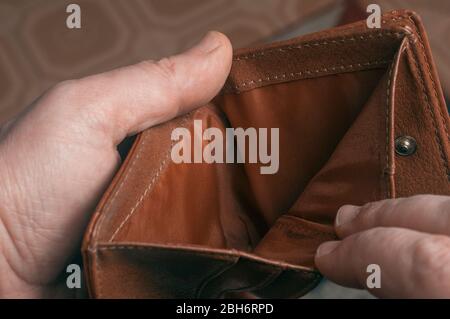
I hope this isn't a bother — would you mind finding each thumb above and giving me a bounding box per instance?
[39,31,233,144]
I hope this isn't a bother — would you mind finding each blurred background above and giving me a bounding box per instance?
[0,0,449,125]
[0,0,448,298]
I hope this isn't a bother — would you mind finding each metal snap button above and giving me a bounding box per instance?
[395,136,417,156]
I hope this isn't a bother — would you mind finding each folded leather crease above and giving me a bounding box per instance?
[82,10,450,298]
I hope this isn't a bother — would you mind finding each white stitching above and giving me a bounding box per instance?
[92,136,146,240]
[385,54,395,198]
[233,60,390,91]
[233,31,404,61]
[404,25,450,178]
[108,115,191,242]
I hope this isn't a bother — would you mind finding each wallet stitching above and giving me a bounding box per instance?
[96,245,238,260]
[91,134,148,296]
[233,59,391,91]
[408,17,450,142]
[385,54,396,198]
[95,115,190,296]
[92,136,146,242]
[108,115,191,242]
[229,13,417,94]
[94,245,317,298]
[232,14,411,62]
[277,215,335,238]
[385,43,408,199]
[95,245,316,271]
[233,31,404,62]
[386,62,392,198]
[403,24,450,179]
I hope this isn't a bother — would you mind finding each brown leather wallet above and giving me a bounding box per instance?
[82,10,450,298]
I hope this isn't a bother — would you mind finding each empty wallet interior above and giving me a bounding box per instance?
[83,10,450,298]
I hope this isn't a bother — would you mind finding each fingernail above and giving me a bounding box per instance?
[335,205,360,227]
[316,241,340,258]
[195,31,222,53]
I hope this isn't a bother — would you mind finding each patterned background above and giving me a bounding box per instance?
[0,0,336,124]
[0,0,448,298]
[0,0,448,125]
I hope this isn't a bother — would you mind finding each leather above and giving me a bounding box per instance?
[82,10,450,298]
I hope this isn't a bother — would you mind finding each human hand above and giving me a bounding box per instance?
[0,32,232,298]
[315,195,450,298]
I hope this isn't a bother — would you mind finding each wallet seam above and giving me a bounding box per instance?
[385,44,406,198]
[403,18,450,179]
[93,244,317,298]
[107,114,192,242]
[386,55,394,198]
[232,59,392,91]
[233,31,403,62]
[90,135,145,243]
[226,30,405,93]
[232,14,412,62]
[276,215,335,238]
[408,17,449,142]
[94,244,316,270]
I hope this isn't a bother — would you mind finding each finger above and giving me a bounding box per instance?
[335,195,450,238]
[315,227,450,298]
[37,31,232,144]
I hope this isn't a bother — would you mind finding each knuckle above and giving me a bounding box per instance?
[141,58,178,84]
[156,57,177,76]
[360,200,385,215]
[358,200,390,225]
[135,59,181,113]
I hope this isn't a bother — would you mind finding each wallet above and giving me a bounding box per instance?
[82,10,450,298]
